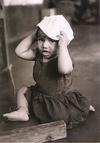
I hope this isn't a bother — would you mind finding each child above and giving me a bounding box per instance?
[3,15,95,129]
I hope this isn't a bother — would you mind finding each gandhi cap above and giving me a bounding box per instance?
[37,15,74,45]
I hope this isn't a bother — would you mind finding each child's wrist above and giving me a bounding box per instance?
[59,44,68,49]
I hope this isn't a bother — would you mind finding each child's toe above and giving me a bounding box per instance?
[1,115,8,121]
[89,105,95,112]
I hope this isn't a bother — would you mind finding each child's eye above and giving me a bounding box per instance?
[49,38,56,43]
[38,38,45,41]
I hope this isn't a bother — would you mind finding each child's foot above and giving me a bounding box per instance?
[3,108,29,121]
[1,115,9,121]
[89,105,95,112]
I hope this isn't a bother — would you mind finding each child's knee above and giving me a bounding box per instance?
[17,86,28,95]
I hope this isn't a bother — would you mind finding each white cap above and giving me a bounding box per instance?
[37,15,74,45]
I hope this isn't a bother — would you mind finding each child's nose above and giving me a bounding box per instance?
[43,39,49,48]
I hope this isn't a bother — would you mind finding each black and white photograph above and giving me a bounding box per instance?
[0,0,100,142]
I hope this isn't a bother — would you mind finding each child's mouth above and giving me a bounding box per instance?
[42,50,50,54]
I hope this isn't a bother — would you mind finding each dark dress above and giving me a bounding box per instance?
[25,55,90,129]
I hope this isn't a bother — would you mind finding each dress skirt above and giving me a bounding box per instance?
[25,85,90,129]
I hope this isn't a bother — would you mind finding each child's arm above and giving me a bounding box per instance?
[58,31,73,74]
[15,30,37,60]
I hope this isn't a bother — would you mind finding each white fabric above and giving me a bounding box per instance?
[37,15,74,45]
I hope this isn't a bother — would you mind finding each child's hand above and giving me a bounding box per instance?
[58,31,69,48]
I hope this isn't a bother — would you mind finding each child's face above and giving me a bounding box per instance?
[37,29,58,59]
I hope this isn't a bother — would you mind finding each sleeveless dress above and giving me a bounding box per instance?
[25,55,90,129]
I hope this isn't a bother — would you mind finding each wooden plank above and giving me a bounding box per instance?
[0,120,67,143]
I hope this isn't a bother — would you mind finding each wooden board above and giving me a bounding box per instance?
[0,120,67,143]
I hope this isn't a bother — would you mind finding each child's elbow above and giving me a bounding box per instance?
[66,66,73,74]
[15,48,19,56]
[15,46,24,58]
[59,65,73,75]
[15,49,21,58]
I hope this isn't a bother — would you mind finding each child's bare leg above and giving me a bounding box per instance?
[3,86,29,121]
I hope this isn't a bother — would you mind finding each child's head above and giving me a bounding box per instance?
[36,28,58,59]
[35,15,74,60]
[37,15,74,45]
